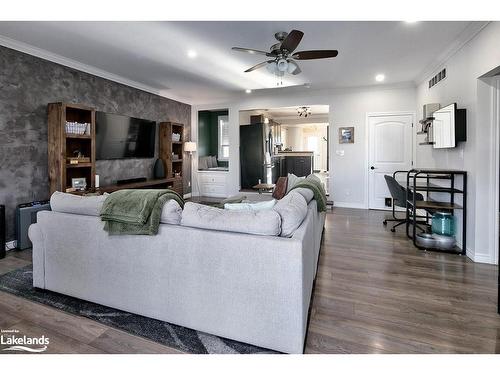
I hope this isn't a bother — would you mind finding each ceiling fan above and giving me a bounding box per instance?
[232,29,338,77]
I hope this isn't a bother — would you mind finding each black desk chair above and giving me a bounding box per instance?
[383,175,425,232]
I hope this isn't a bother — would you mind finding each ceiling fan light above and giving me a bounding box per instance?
[266,62,276,73]
[287,62,298,74]
[277,58,288,72]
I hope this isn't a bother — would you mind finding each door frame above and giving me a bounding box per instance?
[365,111,417,210]
[493,77,500,266]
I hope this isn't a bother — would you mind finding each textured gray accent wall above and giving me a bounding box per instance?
[0,45,191,241]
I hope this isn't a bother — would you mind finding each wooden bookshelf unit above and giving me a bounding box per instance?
[48,102,96,195]
[48,105,184,197]
[159,122,184,194]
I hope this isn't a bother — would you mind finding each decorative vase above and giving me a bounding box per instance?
[153,158,166,179]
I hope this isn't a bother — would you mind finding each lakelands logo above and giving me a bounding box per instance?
[1,329,49,353]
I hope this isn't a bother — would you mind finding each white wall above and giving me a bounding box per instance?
[415,21,500,264]
[193,84,416,209]
[286,127,304,150]
[191,22,500,265]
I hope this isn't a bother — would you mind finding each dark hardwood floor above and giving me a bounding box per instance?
[1,207,499,354]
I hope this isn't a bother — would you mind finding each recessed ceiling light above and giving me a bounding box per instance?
[245,89,252,94]
[375,74,385,82]
[187,50,197,59]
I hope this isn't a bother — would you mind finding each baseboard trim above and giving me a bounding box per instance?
[333,201,366,209]
[466,248,496,264]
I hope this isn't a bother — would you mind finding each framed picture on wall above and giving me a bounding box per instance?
[339,127,355,144]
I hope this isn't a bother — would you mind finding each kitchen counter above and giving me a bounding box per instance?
[273,152,313,178]
[276,151,314,157]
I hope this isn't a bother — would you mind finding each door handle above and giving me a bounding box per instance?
[370,166,377,170]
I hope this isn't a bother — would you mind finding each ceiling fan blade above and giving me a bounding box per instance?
[280,30,304,53]
[232,47,273,56]
[292,50,339,60]
[288,60,302,75]
[244,60,273,73]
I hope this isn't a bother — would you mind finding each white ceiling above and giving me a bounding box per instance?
[0,21,481,104]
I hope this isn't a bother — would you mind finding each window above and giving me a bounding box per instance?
[218,115,229,160]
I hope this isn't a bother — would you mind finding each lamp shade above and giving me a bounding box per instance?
[184,141,197,152]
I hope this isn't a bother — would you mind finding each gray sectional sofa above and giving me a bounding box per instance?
[29,190,325,353]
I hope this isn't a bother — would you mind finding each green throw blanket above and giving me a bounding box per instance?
[100,189,184,235]
[289,175,327,212]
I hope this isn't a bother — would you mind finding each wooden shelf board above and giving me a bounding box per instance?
[66,134,92,139]
[100,178,177,193]
[66,163,93,168]
[410,200,463,210]
[411,186,463,193]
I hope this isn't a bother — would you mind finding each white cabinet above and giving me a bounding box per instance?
[197,171,228,197]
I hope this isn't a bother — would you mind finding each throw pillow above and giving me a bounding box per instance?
[286,173,306,194]
[272,177,288,199]
[198,156,209,170]
[211,155,218,168]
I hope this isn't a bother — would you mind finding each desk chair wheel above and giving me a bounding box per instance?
[390,228,396,232]
[383,220,388,226]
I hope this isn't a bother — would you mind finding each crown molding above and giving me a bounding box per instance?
[414,21,490,85]
[0,34,194,104]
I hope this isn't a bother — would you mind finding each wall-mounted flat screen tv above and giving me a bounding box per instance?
[96,112,156,160]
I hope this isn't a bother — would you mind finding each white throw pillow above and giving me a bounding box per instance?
[286,173,305,194]
[160,199,183,225]
[224,199,276,211]
[273,191,308,237]
[50,191,108,216]
[181,202,281,236]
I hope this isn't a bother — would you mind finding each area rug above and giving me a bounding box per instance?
[0,266,277,354]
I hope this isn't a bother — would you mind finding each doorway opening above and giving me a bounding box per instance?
[238,105,330,194]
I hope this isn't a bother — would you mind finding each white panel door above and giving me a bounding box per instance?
[368,114,414,210]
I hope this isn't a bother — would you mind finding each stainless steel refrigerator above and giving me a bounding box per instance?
[240,122,273,189]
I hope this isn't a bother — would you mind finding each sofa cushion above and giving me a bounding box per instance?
[273,191,308,237]
[50,191,108,216]
[181,202,281,236]
[292,187,314,203]
[224,199,276,211]
[160,199,183,225]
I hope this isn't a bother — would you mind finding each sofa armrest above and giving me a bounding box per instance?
[28,221,45,288]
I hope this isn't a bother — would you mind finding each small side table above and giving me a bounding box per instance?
[252,183,275,194]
